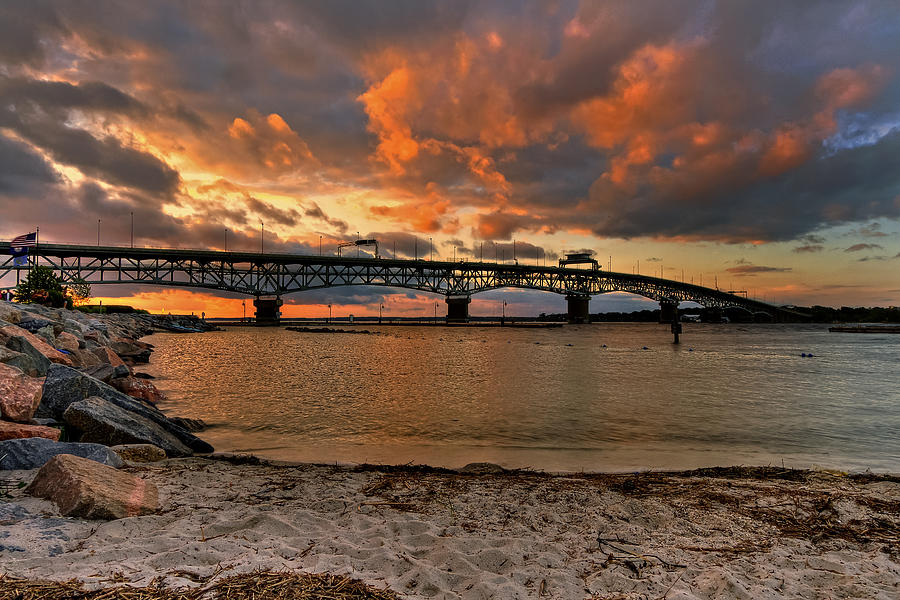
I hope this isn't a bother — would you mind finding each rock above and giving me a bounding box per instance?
[36,325,57,347]
[0,363,44,422]
[168,416,208,432]
[93,346,127,367]
[458,462,507,475]
[0,438,124,470]
[26,454,158,519]
[15,317,58,334]
[1,324,73,367]
[0,303,23,324]
[83,363,128,383]
[69,348,103,369]
[37,365,213,454]
[0,346,45,377]
[108,339,152,364]
[110,443,167,462]
[0,420,60,442]
[2,336,53,376]
[110,376,166,404]
[55,331,81,353]
[63,396,192,457]
[133,371,155,379]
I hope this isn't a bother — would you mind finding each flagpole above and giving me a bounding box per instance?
[34,227,39,271]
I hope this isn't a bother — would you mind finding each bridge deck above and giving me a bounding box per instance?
[0,242,797,318]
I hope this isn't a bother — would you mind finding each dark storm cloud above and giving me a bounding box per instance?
[0,134,59,195]
[304,203,348,234]
[845,243,883,252]
[0,1,67,67]
[0,77,147,116]
[14,119,181,196]
[243,197,301,227]
[725,265,792,276]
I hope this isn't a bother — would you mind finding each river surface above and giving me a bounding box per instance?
[142,323,900,473]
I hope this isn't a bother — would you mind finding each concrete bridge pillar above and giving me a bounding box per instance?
[659,300,678,323]
[253,295,283,326]
[445,296,471,323]
[566,294,591,324]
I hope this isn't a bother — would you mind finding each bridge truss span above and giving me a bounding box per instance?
[0,243,795,321]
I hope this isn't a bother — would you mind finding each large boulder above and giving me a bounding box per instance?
[0,324,72,367]
[26,454,158,519]
[0,437,123,470]
[110,443,167,462]
[110,376,166,404]
[0,363,44,422]
[0,346,47,377]
[15,316,59,335]
[37,365,213,453]
[55,331,81,353]
[0,303,23,324]
[108,338,152,364]
[2,335,53,376]
[0,420,60,442]
[63,396,192,457]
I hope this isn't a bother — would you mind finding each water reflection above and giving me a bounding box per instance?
[142,323,900,472]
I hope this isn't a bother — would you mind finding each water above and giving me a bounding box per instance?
[141,324,900,472]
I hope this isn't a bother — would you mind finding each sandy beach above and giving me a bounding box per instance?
[2,457,898,599]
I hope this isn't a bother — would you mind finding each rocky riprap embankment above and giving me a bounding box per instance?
[0,301,213,518]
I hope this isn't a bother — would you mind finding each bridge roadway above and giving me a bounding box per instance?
[0,242,794,323]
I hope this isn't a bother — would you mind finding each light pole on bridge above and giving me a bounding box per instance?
[260,222,264,254]
[97,219,101,246]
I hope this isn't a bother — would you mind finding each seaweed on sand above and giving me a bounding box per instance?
[0,571,403,600]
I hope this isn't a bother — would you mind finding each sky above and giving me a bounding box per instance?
[1,0,898,318]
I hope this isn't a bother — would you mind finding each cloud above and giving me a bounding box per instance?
[793,244,824,253]
[725,265,792,276]
[856,222,891,237]
[844,243,883,252]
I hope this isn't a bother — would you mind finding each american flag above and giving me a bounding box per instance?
[10,232,37,248]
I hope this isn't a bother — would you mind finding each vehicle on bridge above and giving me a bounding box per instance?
[558,252,600,270]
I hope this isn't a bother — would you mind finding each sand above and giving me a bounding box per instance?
[1,458,898,599]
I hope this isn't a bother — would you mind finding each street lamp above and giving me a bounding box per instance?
[130,212,134,248]
[434,301,438,324]
[97,219,101,246]
[260,221,264,253]
[379,303,384,324]
[319,235,322,256]
[224,228,227,252]
[328,303,332,323]
[430,237,433,261]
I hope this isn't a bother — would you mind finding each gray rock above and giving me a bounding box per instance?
[36,325,57,347]
[0,437,124,470]
[37,365,213,454]
[4,336,52,376]
[83,363,130,383]
[110,443,167,462]
[0,347,43,376]
[64,396,192,457]
[16,317,57,334]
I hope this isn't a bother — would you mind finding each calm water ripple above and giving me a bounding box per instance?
[142,323,900,472]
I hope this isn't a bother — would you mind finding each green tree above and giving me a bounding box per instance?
[67,277,93,306]
[14,266,67,307]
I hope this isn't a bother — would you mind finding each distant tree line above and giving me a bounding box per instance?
[537,305,900,323]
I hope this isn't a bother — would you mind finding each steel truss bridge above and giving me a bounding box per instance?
[0,243,797,322]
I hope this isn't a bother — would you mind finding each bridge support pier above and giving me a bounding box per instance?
[253,296,283,326]
[659,301,678,323]
[566,294,591,324]
[445,296,471,323]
